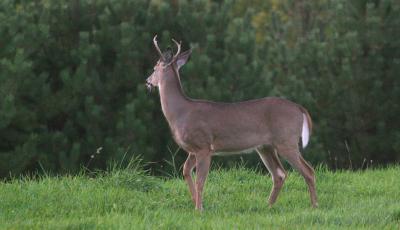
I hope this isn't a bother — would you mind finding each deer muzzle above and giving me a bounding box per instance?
[146,79,154,92]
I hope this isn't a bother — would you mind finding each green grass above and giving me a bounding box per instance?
[0,165,399,229]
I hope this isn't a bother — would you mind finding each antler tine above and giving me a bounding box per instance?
[165,38,181,66]
[153,35,165,61]
[171,38,181,59]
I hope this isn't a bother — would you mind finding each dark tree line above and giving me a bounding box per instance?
[0,0,399,177]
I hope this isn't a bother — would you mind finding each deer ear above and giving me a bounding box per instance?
[176,49,192,69]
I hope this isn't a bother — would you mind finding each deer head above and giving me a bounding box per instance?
[146,35,191,92]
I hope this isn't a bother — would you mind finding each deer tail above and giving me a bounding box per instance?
[299,106,313,148]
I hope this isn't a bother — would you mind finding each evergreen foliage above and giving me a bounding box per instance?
[0,0,399,176]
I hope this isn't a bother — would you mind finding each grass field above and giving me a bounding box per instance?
[0,164,399,229]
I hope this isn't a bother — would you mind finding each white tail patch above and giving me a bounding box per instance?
[301,113,310,148]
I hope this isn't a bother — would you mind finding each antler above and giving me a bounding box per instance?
[166,38,181,66]
[153,35,165,61]
[153,35,182,66]
[171,38,181,61]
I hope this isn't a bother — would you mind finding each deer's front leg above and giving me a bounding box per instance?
[195,151,212,211]
[183,154,196,204]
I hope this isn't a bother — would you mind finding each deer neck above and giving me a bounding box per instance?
[158,67,190,125]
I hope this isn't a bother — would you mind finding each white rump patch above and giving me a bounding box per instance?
[301,113,310,148]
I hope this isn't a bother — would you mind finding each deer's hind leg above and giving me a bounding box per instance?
[275,144,318,208]
[256,145,287,207]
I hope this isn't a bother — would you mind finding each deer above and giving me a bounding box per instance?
[146,35,318,211]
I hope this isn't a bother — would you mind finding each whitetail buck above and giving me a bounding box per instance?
[146,35,318,210]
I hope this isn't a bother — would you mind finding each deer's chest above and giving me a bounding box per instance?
[170,122,210,152]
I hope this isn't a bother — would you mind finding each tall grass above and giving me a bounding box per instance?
[0,157,398,229]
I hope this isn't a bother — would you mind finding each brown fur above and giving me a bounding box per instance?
[146,37,318,210]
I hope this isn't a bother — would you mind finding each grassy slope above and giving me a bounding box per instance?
[0,166,399,229]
